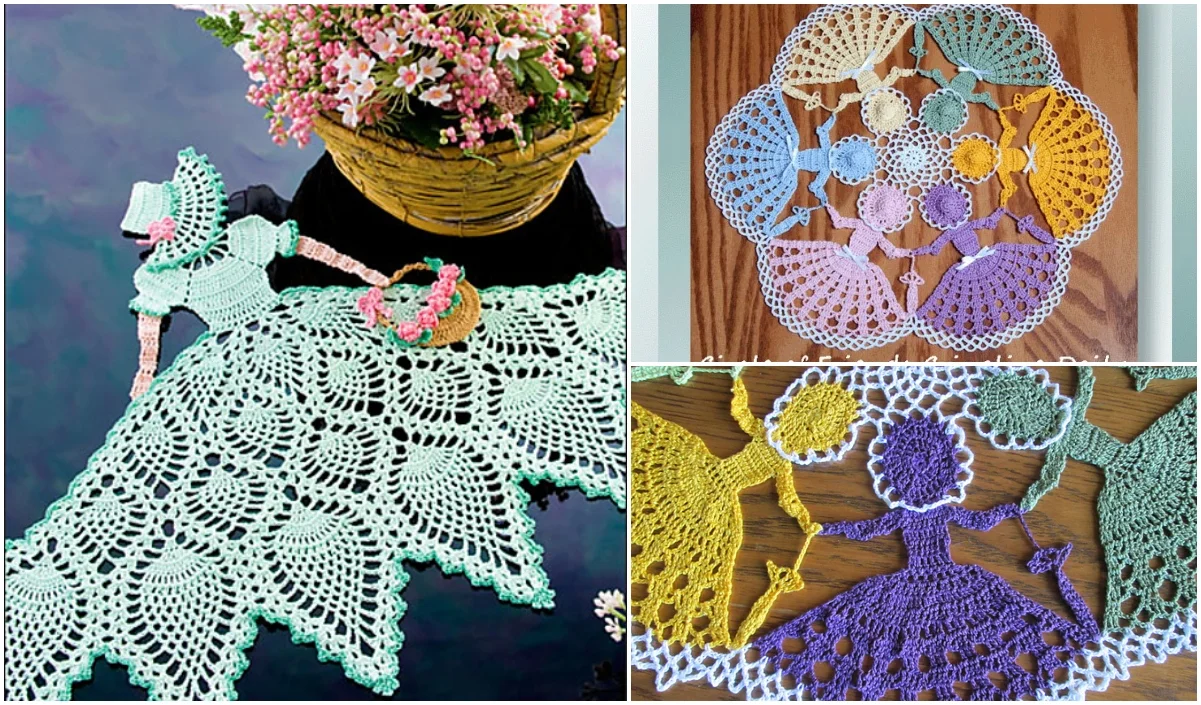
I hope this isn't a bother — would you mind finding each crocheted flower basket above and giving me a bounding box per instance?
[313,5,626,237]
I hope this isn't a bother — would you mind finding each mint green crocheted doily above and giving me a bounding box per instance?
[5,269,627,700]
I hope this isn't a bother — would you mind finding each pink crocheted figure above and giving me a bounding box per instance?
[767,184,918,338]
[913,187,1059,337]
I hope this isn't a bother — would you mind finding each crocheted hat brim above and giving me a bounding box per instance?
[141,147,228,272]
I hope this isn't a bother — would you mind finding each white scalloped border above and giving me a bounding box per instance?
[954,365,1074,450]
[763,366,872,465]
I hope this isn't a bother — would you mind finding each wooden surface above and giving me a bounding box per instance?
[630,366,1196,701]
[690,5,1139,362]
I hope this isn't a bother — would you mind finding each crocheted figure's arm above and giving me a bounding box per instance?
[911,229,953,257]
[968,206,1007,232]
[131,313,163,399]
[1022,367,1097,510]
[295,236,390,287]
[875,234,911,259]
[1003,209,1055,244]
[946,503,1023,531]
[821,508,904,541]
[825,203,860,231]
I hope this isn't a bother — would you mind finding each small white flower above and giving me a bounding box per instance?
[332,51,357,80]
[393,64,422,94]
[419,83,452,107]
[496,35,524,62]
[417,55,446,82]
[347,54,376,84]
[581,10,602,35]
[353,77,377,100]
[369,28,406,61]
[603,616,625,642]
[592,589,625,617]
[337,96,362,128]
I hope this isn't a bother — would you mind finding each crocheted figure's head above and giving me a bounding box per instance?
[952,135,1000,182]
[862,88,909,135]
[121,147,226,270]
[954,367,1073,451]
[765,366,868,465]
[859,183,909,233]
[876,414,968,509]
[829,136,877,184]
[920,89,967,134]
[923,183,968,229]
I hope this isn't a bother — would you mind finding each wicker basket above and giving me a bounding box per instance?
[313,5,627,237]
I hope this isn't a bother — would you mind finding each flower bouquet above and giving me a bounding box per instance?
[188,4,626,235]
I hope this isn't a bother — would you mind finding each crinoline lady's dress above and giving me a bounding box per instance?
[4,148,627,700]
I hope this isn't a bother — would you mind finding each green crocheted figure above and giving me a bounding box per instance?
[121,148,391,398]
[1020,367,1197,632]
[1127,366,1197,391]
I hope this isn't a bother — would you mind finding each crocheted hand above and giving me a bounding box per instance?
[1026,543,1073,574]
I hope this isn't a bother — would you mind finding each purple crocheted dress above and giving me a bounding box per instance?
[754,415,1099,700]
[913,205,1059,337]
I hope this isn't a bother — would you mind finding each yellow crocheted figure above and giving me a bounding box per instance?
[778,6,915,113]
[996,86,1114,238]
[631,376,820,649]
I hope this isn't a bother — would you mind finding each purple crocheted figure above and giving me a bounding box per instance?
[913,187,1059,337]
[754,412,1099,700]
[766,185,922,338]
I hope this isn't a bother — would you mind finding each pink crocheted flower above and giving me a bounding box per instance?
[356,288,392,328]
[438,263,461,281]
[136,216,177,247]
[431,278,457,298]
[427,293,452,314]
[395,320,422,342]
[416,307,439,329]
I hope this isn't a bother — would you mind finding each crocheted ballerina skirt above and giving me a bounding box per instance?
[5,150,628,701]
[706,4,1123,351]
[632,366,1196,701]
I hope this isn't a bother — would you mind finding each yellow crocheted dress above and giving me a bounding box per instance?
[996,86,1115,238]
[631,377,820,649]
[778,5,915,113]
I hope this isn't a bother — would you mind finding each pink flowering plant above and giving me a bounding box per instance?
[188,4,623,154]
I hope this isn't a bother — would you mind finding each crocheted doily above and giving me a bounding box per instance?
[706,4,1123,352]
[5,152,628,700]
[631,366,1196,701]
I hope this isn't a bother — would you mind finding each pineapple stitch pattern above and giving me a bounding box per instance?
[633,366,1195,700]
[4,148,628,700]
[705,4,1123,352]
[630,372,820,651]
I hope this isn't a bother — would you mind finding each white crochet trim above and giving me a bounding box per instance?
[630,628,804,700]
[634,611,1196,701]
[1036,609,1198,700]
[955,365,1075,450]
[764,366,873,466]
[858,366,974,512]
[911,244,1073,352]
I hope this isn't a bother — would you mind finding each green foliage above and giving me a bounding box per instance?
[196,11,248,48]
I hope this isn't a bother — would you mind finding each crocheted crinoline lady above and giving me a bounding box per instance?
[4,149,627,700]
[707,4,1123,352]
[754,367,1100,701]
[763,194,922,349]
[631,375,820,650]
[996,85,1119,245]
[910,198,1068,349]
[773,5,916,114]
[964,365,1198,698]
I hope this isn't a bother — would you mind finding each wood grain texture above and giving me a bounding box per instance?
[630,366,1195,701]
[690,5,1139,362]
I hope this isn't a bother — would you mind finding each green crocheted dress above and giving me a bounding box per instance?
[4,148,628,700]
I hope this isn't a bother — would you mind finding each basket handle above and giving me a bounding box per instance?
[588,4,627,115]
